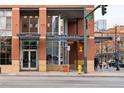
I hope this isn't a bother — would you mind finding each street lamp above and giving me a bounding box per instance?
[115,26,120,71]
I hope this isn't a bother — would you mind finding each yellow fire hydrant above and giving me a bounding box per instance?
[77,65,82,74]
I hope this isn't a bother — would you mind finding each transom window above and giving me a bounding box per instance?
[22,40,38,49]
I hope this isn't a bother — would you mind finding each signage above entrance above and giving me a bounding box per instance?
[17,33,40,40]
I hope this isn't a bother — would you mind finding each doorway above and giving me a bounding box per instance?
[20,40,38,71]
[21,50,37,70]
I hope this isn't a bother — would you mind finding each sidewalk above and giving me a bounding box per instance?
[0,67,124,77]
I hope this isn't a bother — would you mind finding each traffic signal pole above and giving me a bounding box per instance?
[83,5,107,74]
[83,7,87,73]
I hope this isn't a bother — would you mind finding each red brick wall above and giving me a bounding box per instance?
[68,21,77,35]
[12,8,20,60]
[39,8,47,60]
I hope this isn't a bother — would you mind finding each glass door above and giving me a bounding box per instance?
[22,51,29,68]
[30,51,37,68]
[21,50,37,70]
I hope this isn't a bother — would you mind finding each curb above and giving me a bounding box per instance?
[0,74,124,78]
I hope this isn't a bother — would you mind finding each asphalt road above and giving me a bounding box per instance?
[0,76,124,88]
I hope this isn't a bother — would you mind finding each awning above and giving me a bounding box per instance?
[95,37,112,43]
[47,35,112,42]
[17,33,40,40]
[47,35,84,40]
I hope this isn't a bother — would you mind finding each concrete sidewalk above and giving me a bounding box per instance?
[0,67,124,77]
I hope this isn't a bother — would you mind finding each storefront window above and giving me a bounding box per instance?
[0,9,12,65]
[46,15,68,65]
[46,41,68,65]
[47,41,58,64]
[0,37,12,65]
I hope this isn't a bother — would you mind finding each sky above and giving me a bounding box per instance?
[95,5,124,29]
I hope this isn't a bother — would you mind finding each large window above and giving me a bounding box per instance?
[0,37,12,65]
[47,16,65,35]
[21,16,38,33]
[0,9,12,37]
[46,15,68,65]
[46,41,68,65]
[0,10,12,31]
[0,9,12,65]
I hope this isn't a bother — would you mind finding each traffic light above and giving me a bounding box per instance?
[101,5,108,16]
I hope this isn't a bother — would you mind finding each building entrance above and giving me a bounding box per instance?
[20,40,38,71]
[22,50,37,70]
[19,9,39,71]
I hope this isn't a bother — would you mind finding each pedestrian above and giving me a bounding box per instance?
[99,62,102,69]
[94,57,99,71]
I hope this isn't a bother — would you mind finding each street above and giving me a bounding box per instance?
[0,76,124,88]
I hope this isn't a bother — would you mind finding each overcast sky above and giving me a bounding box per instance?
[95,5,124,29]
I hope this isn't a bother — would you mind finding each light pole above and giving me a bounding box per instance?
[100,30,103,69]
[115,26,120,71]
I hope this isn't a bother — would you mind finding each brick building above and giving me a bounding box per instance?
[0,5,95,73]
[95,25,124,65]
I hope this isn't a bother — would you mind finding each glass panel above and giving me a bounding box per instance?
[0,10,12,35]
[0,17,6,30]
[22,41,30,49]
[53,42,59,64]
[30,17,38,32]
[0,37,11,65]
[22,40,37,49]
[0,11,4,16]
[47,16,65,35]
[46,40,68,65]
[30,41,37,49]
[23,51,29,68]
[30,51,36,68]
[22,16,29,32]
[47,16,59,35]
[6,17,11,30]
[21,16,38,33]
[5,11,12,16]
[47,41,58,64]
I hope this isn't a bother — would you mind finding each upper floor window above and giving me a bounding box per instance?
[0,10,12,32]
[47,16,65,35]
[21,16,39,33]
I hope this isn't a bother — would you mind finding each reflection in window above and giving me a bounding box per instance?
[0,10,12,31]
[47,16,65,35]
[46,41,68,65]
[21,16,38,33]
[47,41,58,64]
[0,37,12,65]
[6,17,11,30]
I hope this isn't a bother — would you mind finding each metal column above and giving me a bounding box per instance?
[58,15,61,65]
